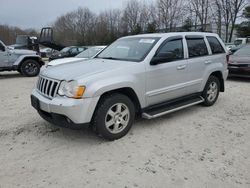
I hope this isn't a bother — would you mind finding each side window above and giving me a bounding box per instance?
[157,39,184,62]
[78,47,85,52]
[206,36,225,54]
[70,48,78,54]
[186,38,208,58]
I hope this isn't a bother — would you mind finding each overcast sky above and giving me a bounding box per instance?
[0,0,140,29]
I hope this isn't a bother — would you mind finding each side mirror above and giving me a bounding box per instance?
[0,45,5,52]
[150,52,175,65]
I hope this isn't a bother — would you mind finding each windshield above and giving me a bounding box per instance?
[16,36,28,45]
[234,46,250,56]
[76,47,104,58]
[96,37,160,62]
[60,47,71,53]
[234,39,243,46]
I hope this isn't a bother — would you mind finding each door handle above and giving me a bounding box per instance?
[205,60,212,64]
[177,65,186,70]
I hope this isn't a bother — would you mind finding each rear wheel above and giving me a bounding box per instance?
[20,59,40,77]
[202,76,220,106]
[92,94,135,140]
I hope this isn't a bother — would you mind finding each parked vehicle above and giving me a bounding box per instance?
[225,43,235,52]
[234,37,250,46]
[230,37,250,54]
[0,40,44,76]
[40,48,58,58]
[231,44,247,54]
[47,46,106,67]
[31,32,228,140]
[49,46,87,61]
[9,35,40,52]
[228,45,250,78]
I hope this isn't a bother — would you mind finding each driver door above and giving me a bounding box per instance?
[0,42,9,67]
[145,37,188,106]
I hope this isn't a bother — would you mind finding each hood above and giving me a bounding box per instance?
[41,58,136,81]
[230,55,250,64]
[9,44,26,49]
[10,49,37,55]
[48,57,85,66]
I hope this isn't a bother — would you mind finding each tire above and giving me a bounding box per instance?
[20,59,40,77]
[92,93,135,141]
[202,75,220,106]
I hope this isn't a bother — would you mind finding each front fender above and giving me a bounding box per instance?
[83,75,146,108]
[13,55,41,66]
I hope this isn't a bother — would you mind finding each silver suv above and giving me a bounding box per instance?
[0,40,44,76]
[31,32,228,140]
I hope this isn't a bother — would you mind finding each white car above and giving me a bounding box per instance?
[47,46,106,67]
[31,32,228,140]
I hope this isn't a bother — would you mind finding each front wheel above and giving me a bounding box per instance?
[202,76,220,106]
[92,94,135,140]
[20,59,40,77]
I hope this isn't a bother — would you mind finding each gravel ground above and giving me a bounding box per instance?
[0,71,250,188]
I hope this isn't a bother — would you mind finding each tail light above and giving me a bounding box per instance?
[226,54,229,64]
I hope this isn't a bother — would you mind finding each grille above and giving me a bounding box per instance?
[36,76,60,99]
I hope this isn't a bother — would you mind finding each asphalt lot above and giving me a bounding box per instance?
[0,71,250,188]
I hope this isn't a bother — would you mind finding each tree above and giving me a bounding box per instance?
[122,0,141,34]
[210,0,232,42]
[53,7,95,45]
[157,0,184,32]
[181,18,193,31]
[190,0,211,31]
[229,0,247,42]
[236,5,250,37]
[146,22,157,33]
[243,4,250,18]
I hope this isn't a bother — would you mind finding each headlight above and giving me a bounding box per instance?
[58,80,85,99]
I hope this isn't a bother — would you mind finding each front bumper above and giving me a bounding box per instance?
[31,89,100,126]
[228,64,250,77]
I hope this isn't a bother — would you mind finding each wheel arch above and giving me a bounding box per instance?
[17,56,43,69]
[95,87,142,114]
[210,71,224,92]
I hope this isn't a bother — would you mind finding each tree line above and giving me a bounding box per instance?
[0,25,38,45]
[53,0,248,46]
[0,0,249,46]
[236,4,250,37]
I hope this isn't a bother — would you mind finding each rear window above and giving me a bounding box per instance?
[186,38,208,58]
[207,36,225,54]
[234,46,250,56]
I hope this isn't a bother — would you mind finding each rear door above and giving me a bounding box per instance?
[206,36,227,71]
[146,36,189,106]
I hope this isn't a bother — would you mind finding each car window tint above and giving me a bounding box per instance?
[158,39,184,61]
[186,38,208,58]
[78,47,85,52]
[207,36,225,54]
[71,48,78,53]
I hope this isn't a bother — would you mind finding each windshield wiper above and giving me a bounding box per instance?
[99,57,120,60]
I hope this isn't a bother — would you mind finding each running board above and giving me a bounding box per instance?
[142,96,204,119]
